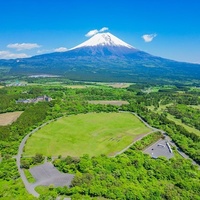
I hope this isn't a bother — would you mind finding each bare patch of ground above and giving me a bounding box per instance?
[102,83,131,88]
[88,100,129,106]
[30,162,74,187]
[0,111,23,126]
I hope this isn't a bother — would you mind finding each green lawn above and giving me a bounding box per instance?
[24,112,151,157]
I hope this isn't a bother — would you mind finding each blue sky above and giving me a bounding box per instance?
[0,0,200,63]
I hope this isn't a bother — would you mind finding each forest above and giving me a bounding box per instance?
[0,79,200,199]
[52,139,200,200]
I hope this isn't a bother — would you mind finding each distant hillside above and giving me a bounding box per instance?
[0,32,200,82]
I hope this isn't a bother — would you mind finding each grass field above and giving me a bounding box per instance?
[88,100,129,106]
[148,104,200,136]
[167,114,200,136]
[24,112,151,157]
[0,111,23,126]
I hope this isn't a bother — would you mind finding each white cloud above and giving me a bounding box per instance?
[142,34,157,42]
[99,27,109,32]
[85,27,109,37]
[54,47,68,52]
[85,29,99,37]
[0,50,29,59]
[7,43,41,51]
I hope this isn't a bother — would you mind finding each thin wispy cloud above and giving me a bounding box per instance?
[54,47,68,52]
[99,27,109,32]
[142,34,157,42]
[0,50,28,59]
[7,43,41,51]
[37,49,51,54]
[85,27,109,37]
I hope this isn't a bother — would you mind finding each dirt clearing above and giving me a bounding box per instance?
[0,111,23,126]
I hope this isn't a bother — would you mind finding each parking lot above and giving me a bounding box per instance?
[143,138,174,159]
[29,162,74,187]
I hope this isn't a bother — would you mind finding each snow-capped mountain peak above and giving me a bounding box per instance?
[71,32,134,50]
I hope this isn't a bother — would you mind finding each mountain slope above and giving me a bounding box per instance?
[0,32,200,81]
[71,32,134,49]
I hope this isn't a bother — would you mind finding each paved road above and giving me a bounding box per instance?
[16,112,199,198]
[163,134,199,166]
[135,112,199,167]
[113,130,156,157]
[16,120,56,198]
[113,111,161,157]
[132,112,158,131]
[119,111,199,167]
[16,129,40,197]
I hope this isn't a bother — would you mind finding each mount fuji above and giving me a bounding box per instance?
[1,32,200,81]
[72,32,134,49]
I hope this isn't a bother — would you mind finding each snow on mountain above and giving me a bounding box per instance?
[71,32,134,50]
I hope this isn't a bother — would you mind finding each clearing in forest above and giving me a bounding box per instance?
[0,111,23,126]
[24,112,151,157]
[98,82,131,88]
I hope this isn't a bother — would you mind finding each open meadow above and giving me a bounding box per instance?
[148,104,200,136]
[24,112,151,157]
